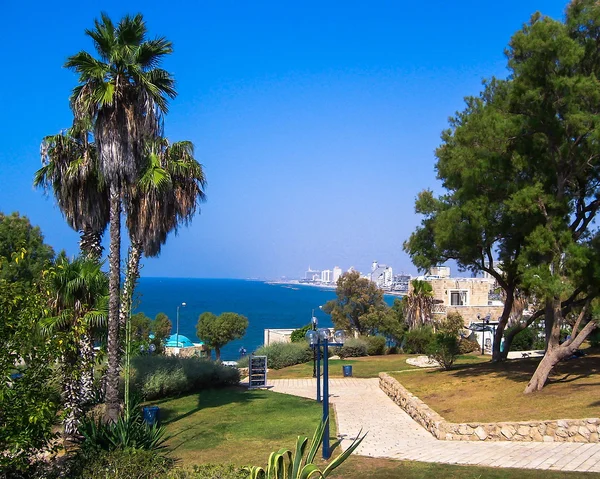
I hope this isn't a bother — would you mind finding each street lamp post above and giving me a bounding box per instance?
[176,302,186,352]
[306,328,345,459]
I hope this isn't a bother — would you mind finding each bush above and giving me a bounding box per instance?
[427,332,460,370]
[363,335,386,356]
[403,326,434,354]
[337,338,368,358]
[74,449,174,479]
[458,337,480,354]
[506,326,535,351]
[386,345,400,355]
[251,342,313,370]
[131,356,240,400]
[290,324,312,343]
[438,312,465,335]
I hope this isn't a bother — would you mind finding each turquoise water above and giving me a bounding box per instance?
[135,278,396,361]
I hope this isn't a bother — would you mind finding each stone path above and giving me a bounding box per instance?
[267,378,600,473]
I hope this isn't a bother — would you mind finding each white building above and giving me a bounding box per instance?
[321,269,332,283]
[428,265,451,278]
[370,261,393,288]
[333,266,342,283]
[304,267,321,282]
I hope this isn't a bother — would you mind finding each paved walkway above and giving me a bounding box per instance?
[267,378,600,473]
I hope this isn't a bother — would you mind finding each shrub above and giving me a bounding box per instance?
[458,337,480,354]
[290,324,312,343]
[386,345,399,355]
[506,326,535,351]
[74,449,174,479]
[131,356,240,400]
[251,342,313,369]
[363,335,386,356]
[337,338,368,359]
[403,326,434,354]
[438,312,465,335]
[427,332,460,370]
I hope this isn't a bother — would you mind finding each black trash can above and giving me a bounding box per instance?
[342,365,353,377]
[142,406,160,426]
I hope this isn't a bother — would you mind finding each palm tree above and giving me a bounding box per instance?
[66,13,176,421]
[404,280,434,330]
[121,138,207,326]
[35,123,109,260]
[42,255,108,437]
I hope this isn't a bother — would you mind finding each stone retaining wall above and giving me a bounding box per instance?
[379,373,600,443]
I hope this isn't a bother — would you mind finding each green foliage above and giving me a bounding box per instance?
[427,332,460,370]
[168,464,247,479]
[363,335,386,356]
[386,345,400,354]
[0,212,54,284]
[0,260,60,475]
[131,312,152,342]
[438,312,465,336]
[378,298,407,343]
[245,418,365,479]
[131,356,240,400]
[337,338,368,359]
[403,326,434,354]
[74,448,174,479]
[196,312,248,360]
[589,328,600,348]
[251,342,313,370]
[290,324,312,343]
[153,312,172,342]
[323,271,389,334]
[458,337,480,354]
[506,326,536,351]
[404,280,434,330]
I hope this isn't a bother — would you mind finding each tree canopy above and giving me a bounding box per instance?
[195,312,248,361]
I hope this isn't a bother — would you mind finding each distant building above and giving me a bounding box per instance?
[321,269,332,283]
[370,260,393,289]
[392,274,411,293]
[333,266,342,283]
[304,266,321,282]
[428,265,451,278]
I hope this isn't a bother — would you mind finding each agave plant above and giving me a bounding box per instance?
[246,418,366,479]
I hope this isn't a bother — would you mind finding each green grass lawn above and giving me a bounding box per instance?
[391,349,600,423]
[268,353,486,379]
[157,387,596,479]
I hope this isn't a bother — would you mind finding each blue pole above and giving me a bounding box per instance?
[322,337,330,459]
[316,340,321,402]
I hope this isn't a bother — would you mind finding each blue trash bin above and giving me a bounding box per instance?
[143,406,160,426]
[342,365,353,377]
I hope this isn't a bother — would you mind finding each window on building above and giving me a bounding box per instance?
[450,290,468,306]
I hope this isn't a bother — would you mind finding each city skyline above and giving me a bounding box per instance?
[0,0,566,279]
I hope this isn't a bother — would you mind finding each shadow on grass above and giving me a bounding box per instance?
[159,386,262,426]
[424,352,600,387]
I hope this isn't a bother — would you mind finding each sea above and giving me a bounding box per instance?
[135,278,397,361]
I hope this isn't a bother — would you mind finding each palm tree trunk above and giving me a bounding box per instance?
[61,359,83,439]
[105,183,122,422]
[79,333,96,407]
[119,241,143,329]
[79,226,104,261]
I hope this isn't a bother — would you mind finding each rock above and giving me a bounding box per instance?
[406,356,440,368]
[555,428,568,438]
[475,426,487,441]
[501,426,516,439]
[517,425,531,436]
[531,429,543,442]
[589,433,599,443]
[579,426,591,440]
[543,435,555,442]
[568,425,579,437]
[557,420,570,428]
[458,424,474,435]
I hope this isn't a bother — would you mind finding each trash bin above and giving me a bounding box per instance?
[342,365,353,377]
[142,406,160,426]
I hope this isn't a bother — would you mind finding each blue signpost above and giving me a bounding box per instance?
[306,328,346,459]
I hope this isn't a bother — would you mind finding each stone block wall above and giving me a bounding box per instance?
[379,373,600,443]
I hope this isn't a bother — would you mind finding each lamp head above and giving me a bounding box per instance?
[318,328,330,341]
[311,316,318,326]
[333,330,346,345]
[305,330,318,345]
[182,302,187,307]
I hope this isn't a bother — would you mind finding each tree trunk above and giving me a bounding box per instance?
[79,226,104,261]
[61,358,83,439]
[524,299,597,393]
[79,333,96,407]
[119,242,143,329]
[104,184,122,423]
[215,346,221,361]
[492,290,514,362]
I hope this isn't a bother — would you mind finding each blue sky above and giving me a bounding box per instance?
[1,0,566,279]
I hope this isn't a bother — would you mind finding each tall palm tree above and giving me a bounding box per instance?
[404,280,434,330]
[42,255,108,437]
[66,13,176,421]
[35,123,109,260]
[121,138,207,326]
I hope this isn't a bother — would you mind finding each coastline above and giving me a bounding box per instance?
[266,279,404,297]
